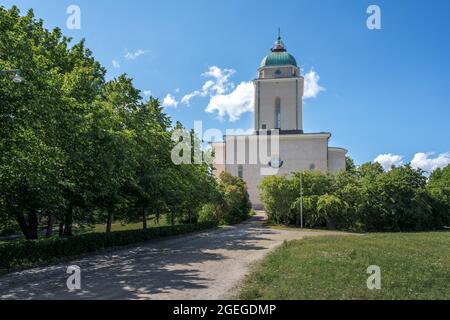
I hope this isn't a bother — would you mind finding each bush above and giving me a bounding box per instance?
[0,221,218,272]
[198,203,221,223]
[259,175,296,225]
[218,172,251,224]
[0,219,20,236]
[258,163,450,232]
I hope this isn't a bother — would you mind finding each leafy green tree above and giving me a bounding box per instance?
[219,172,251,224]
[123,97,172,229]
[427,164,450,227]
[316,194,348,230]
[428,165,450,208]
[0,7,105,238]
[259,175,296,224]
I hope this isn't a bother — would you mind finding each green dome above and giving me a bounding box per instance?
[260,51,297,68]
[260,34,298,68]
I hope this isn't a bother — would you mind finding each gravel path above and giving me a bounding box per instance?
[0,212,351,300]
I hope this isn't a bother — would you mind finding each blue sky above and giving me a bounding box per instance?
[3,0,450,169]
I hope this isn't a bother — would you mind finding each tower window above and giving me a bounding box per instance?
[275,97,281,129]
[238,165,243,179]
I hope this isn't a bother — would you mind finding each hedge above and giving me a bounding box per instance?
[0,221,218,272]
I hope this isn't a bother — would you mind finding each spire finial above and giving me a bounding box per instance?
[272,28,286,52]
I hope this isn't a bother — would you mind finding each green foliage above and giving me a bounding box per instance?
[0,6,229,242]
[0,221,218,272]
[316,194,348,229]
[259,160,450,231]
[198,203,220,223]
[259,175,296,225]
[217,172,252,224]
[428,165,450,209]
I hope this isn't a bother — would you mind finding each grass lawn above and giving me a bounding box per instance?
[238,232,450,300]
[89,216,171,233]
[0,215,173,243]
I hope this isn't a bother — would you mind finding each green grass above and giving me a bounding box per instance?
[264,223,324,232]
[90,216,171,233]
[0,215,173,243]
[238,232,450,300]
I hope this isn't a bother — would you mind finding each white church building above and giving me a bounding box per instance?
[211,35,347,208]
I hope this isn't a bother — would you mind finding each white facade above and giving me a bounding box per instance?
[211,36,347,208]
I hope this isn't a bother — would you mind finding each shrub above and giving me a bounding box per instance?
[0,221,218,272]
[198,203,221,223]
[259,175,296,225]
[258,163,450,232]
[218,172,251,224]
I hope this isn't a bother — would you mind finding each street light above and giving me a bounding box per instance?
[289,171,304,229]
[0,69,24,83]
[299,171,303,229]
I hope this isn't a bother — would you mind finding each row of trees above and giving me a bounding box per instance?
[0,6,250,240]
[259,159,450,232]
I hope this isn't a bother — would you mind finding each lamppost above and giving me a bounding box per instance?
[289,171,304,229]
[299,171,303,229]
[0,69,24,83]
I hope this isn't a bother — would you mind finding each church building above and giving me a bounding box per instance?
[211,34,347,208]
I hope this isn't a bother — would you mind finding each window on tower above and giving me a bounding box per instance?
[275,97,281,129]
[238,165,243,179]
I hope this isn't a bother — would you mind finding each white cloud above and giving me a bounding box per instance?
[181,90,201,105]
[181,66,236,106]
[205,81,254,122]
[180,66,323,121]
[162,94,178,108]
[112,60,120,69]
[303,69,325,99]
[201,66,235,95]
[374,153,404,171]
[143,90,152,98]
[411,152,450,173]
[124,49,147,60]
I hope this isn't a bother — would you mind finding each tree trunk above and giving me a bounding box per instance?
[59,221,64,237]
[15,210,39,240]
[63,206,73,236]
[106,210,113,233]
[170,211,175,227]
[142,206,148,230]
[326,218,336,230]
[46,214,54,238]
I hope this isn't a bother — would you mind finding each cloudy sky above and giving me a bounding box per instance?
[4,0,450,171]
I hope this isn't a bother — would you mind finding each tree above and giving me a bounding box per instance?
[316,194,348,230]
[0,7,105,239]
[218,172,251,224]
[124,97,172,229]
[259,175,296,225]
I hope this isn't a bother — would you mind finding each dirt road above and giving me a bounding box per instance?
[0,212,350,300]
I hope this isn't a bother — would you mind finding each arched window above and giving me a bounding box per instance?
[275,97,281,129]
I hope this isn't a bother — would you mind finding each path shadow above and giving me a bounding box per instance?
[0,214,279,299]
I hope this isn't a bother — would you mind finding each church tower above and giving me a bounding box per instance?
[211,32,347,209]
[254,32,304,133]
